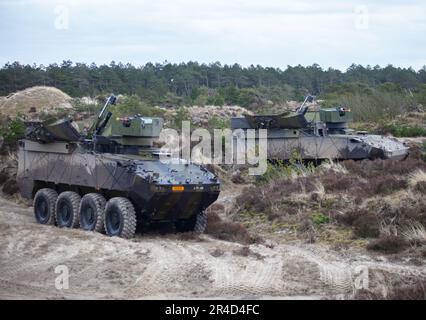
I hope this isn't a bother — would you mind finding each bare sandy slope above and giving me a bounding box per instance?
[0,193,425,300]
[0,86,72,117]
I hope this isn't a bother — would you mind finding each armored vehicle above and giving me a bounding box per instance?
[231,96,409,161]
[17,95,220,238]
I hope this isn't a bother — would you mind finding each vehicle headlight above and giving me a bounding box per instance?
[210,185,220,192]
[152,185,168,192]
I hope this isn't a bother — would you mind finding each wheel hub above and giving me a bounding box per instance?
[59,201,71,225]
[35,198,48,222]
[107,210,121,234]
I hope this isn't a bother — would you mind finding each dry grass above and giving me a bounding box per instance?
[408,169,426,193]
[401,221,426,245]
[319,159,348,175]
[380,193,426,226]
[311,180,326,202]
[235,156,426,254]
[414,181,426,194]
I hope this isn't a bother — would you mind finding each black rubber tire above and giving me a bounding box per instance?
[55,191,81,228]
[175,211,207,234]
[33,188,58,225]
[194,211,208,234]
[79,193,106,232]
[104,197,136,239]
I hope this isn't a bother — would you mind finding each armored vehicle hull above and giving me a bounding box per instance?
[232,99,409,162]
[240,132,408,161]
[17,140,220,237]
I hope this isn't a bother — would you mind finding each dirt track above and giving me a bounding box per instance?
[0,194,425,300]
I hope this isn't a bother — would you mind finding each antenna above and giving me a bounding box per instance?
[296,95,314,115]
[87,95,117,138]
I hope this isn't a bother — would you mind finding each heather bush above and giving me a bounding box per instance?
[206,208,254,244]
[343,159,426,178]
[367,235,408,254]
[355,281,426,300]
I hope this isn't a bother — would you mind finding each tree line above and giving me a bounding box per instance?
[1,61,426,107]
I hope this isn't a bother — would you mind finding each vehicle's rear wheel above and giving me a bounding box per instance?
[55,191,81,228]
[79,193,106,232]
[104,197,136,239]
[34,188,58,225]
[175,211,207,234]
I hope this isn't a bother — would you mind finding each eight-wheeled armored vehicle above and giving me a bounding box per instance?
[231,96,409,161]
[17,96,220,238]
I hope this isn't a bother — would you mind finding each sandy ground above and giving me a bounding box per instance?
[1,189,426,300]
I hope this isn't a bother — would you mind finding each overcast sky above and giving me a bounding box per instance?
[0,0,425,70]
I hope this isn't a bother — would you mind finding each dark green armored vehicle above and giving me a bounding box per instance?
[232,96,409,161]
[17,96,220,238]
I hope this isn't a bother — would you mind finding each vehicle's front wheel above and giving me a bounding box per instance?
[55,191,81,228]
[104,197,136,239]
[34,188,58,225]
[175,211,207,234]
[194,211,208,234]
[79,193,106,232]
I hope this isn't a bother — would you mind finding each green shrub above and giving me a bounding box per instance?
[219,86,240,105]
[237,88,264,108]
[191,86,209,106]
[161,91,185,106]
[207,94,225,106]
[71,99,99,113]
[255,161,287,183]
[112,95,165,117]
[172,107,191,130]
[0,118,25,145]
[194,95,208,107]
[208,115,229,130]
[322,83,417,122]
[380,124,426,137]
[255,155,316,184]
[414,84,426,106]
[312,213,330,225]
